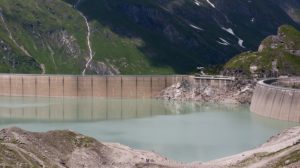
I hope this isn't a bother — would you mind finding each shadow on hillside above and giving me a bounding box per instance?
[64,0,300,74]
[65,0,227,74]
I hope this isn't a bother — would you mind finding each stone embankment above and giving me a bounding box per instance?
[158,78,256,104]
[1,127,300,168]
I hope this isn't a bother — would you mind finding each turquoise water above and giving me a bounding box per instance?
[0,96,298,162]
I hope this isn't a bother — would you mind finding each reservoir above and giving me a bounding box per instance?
[0,96,298,162]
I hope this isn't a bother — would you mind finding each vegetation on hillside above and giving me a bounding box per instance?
[0,0,300,74]
[225,25,300,76]
[0,0,88,74]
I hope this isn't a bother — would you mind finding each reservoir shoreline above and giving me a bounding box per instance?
[0,74,300,167]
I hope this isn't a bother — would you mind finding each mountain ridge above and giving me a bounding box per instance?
[224,25,300,76]
[0,0,299,74]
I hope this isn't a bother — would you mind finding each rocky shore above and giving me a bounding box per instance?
[158,78,256,105]
[0,127,181,168]
[0,127,300,168]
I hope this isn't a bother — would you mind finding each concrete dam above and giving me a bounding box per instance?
[250,78,300,122]
[0,74,234,99]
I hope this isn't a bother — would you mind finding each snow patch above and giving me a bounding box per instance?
[190,24,204,31]
[194,0,200,6]
[238,38,245,48]
[221,27,246,48]
[217,37,230,46]
[206,0,216,8]
[221,27,235,36]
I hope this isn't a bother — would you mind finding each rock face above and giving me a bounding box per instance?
[1,127,300,168]
[158,79,255,104]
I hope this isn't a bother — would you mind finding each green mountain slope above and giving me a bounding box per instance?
[64,0,300,74]
[0,0,300,74]
[0,0,89,74]
[224,25,300,76]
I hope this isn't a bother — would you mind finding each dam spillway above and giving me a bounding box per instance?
[250,78,300,122]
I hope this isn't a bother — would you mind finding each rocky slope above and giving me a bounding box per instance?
[158,78,255,104]
[1,127,300,168]
[0,0,300,74]
[0,127,181,168]
[224,25,300,77]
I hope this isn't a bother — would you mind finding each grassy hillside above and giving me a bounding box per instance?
[66,0,205,74]
[88,19,175,74]
[0,0,300,74]
[225,25,300,76]
[61,0,300,74]
[0,0,88,74]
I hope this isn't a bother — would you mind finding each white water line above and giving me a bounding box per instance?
[206,0,216,8]
[81,13,93,75]
[74,0,94,75]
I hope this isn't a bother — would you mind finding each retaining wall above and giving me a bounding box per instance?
[250,78,300,122]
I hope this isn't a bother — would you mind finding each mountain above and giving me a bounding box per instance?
[224,25,300,76]
[0,0,89,74]
[0,0,300,74]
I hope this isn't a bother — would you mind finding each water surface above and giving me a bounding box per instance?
[0,96,297,162]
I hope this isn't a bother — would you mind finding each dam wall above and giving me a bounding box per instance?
[193,76,235,89]
[0,74,190,98]
[250,78,300,122]
[273,77,300,88]
[0,74,234,99]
